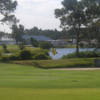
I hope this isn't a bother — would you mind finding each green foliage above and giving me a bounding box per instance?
[0,50,51,61]
[0,55,9,62]
[62,51,100,59]
[18,50,32,60]
[39,41,52,50]
[12,58,94,69]
[42,50,50,56]
[2,44,7,51]
[8,54,20,61]
[2,44,9,53]
[79,43,84,48]
[30,37,38,47]
[0,31,4,39]
[0,45,51,61]
[19,43,25,50]
[25,27,62,40]
[0,0,18,25]
[33,53,51,60]
[0,54,20,61]
[12,24,24,44]
[62,52,76,59]
[55,0,100,57]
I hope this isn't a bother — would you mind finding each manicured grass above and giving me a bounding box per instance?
[12,58,96,68]
[0,45,18,49]
[0,44,42,53]
[54,44,76,48]
[0,88,100,100]
[0,63,100,100]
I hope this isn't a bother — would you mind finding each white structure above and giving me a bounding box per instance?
[22,35,53,45]
[0,37,16,45]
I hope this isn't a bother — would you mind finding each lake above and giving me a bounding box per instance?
[49,48,94,59]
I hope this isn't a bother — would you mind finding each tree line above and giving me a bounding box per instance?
[0,0,100,58]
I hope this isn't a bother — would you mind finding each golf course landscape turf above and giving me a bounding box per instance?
[0,63,100,100]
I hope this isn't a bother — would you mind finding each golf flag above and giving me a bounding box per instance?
[52,48,57,55]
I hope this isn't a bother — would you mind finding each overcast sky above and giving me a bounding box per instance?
[0,0,63,33]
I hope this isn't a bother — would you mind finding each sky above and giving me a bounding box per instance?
[0,0,63,33]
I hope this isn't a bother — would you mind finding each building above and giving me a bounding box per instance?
[49,39,76,46]
[0,37,16,45]
[22,35,53,45]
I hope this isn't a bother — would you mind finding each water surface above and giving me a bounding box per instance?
[49,48,94,59]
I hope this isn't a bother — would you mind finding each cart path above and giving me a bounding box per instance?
[51,68,100,70]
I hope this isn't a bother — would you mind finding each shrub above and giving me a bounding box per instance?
[30,37,38,47]
[19,43,25,50]
[39,41,52,50]
[0,55,9,61]
[19,50,32,60]
[61,51,100,59]
[42,50,50,56]
[0,54,20,61]
[79,43,84,48]
[2,44,7,50]
[33,53,50,60]
[62,52,76,59]
[8,54,20,60]
[2,44,9,53]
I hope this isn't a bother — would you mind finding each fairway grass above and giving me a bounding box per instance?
[0,88,100,100]
[1,63,100,100]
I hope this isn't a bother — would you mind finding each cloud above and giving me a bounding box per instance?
[16,0,62,15]
[16,12,61,30]
[0,0,63,32]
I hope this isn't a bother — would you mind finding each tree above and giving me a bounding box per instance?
[39,41,52,50]
[12,24,25,44]
[0,31,4,39]
[0,0,18,45]
[78,0,100,49]
[88,20,100,49]
[55,0,100,57]
[55,0,85,57]
[30,37,38,47]
[19,43,25,50]
[0,0,18,26]
[2,44,9,53]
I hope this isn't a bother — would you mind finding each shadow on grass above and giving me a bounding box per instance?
[33,62,42,68]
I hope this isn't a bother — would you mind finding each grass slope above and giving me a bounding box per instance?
[12,58,96,68]
[0,63,100,100]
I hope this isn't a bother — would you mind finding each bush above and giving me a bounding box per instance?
[42,50,50,56]
[8,54,20,60]
[19,50,32,60]
[61,51,100,59]
[33,53,51,60]
[39,42,52,50]
[0,55,9,61]
[19,43,25,50]
[79,43,84,48]
[0,54,20,61]
[62,52,76,59]
[2,44,9,53]
[30,37,38,47]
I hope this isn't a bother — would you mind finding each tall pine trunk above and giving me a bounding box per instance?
[76,25,80,58]
[76,32,79,57]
